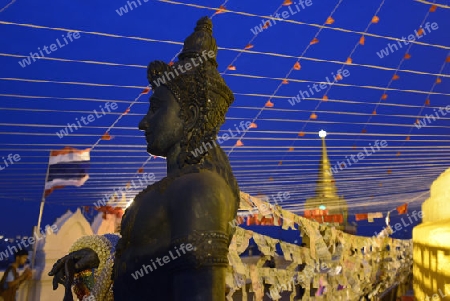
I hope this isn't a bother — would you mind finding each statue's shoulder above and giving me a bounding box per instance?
[173,169,230,189]
[169,169,233,200]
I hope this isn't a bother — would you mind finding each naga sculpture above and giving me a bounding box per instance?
[49,16,240,301]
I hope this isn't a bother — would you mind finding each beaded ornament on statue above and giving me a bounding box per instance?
[69,235,118,301]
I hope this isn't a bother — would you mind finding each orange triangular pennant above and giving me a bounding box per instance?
[288,147,294,151]
[265,100,274,107]
[371,16,379,23]
[249,122,257,129]
[123,108,130,115]
[436,77,442,84]
[396,203,408,215]
[235,140,244,147]
[245,44,254,50]
[294,62,301,70]
[325,16,335,25]
[310,113,318,119]
[359,36,365,45]
[141,87,151,94]
[138,168,144,173]
[310,38,319,45]
[430,4,437,12]
[355,214,368,221]
[282,79,289,84]
[417,28,424,36]
[322,95,328,101]
[404,53,411,59]
[346,57,352,64]
[298,132,305,137]
[228,65,236,71]
[425,99,430,105]
[101,132,112,140]
[392,74,399,80]
[381,94,388,100]
[336,74,343,81]
[446,56,450,63]
[216,5,226,14]
[372,110,377,115]
[282,0,293,5]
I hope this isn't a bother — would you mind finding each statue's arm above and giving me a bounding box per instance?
[48,234,120,300]
[49,234,120,277]
[169,172,237,301]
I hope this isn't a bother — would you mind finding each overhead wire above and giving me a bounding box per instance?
[354,2,441,142]
[158,0,450,50]
[0,0,447,216]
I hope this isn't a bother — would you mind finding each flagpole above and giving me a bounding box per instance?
[31,155,51,269]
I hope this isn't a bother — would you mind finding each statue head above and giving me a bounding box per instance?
[139,17,234,168]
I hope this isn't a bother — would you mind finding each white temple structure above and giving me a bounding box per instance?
[413,168,450,300]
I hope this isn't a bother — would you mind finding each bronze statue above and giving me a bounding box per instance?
[49,16,240,301]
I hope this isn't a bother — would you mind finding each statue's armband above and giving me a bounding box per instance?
[171,230,230,270]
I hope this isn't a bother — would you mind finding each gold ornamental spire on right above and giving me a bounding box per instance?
[316,130,338,198]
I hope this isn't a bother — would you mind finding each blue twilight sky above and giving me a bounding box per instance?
[0,0,449,240]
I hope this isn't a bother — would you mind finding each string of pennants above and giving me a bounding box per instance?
[79,174,411,227]
[226,226,412,300]
[238,191,410,227]
[354,203,408,222]
[240,210,345,226]
[227,192,413,300]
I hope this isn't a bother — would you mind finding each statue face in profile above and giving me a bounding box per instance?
[139,86,184,156]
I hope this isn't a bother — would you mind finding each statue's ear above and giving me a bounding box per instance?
[185,104,199,131]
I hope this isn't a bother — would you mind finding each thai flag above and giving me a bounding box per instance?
[45,147,90,197]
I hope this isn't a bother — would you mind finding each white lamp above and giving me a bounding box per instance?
[319,130,327,138]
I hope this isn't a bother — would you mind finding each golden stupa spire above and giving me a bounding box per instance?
[316,130,338,198]
[304,130,351,232]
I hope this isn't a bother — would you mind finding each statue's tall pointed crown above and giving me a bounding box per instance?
[146,17,234,166]
[147,16,231,103]
[178,16,218,67]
